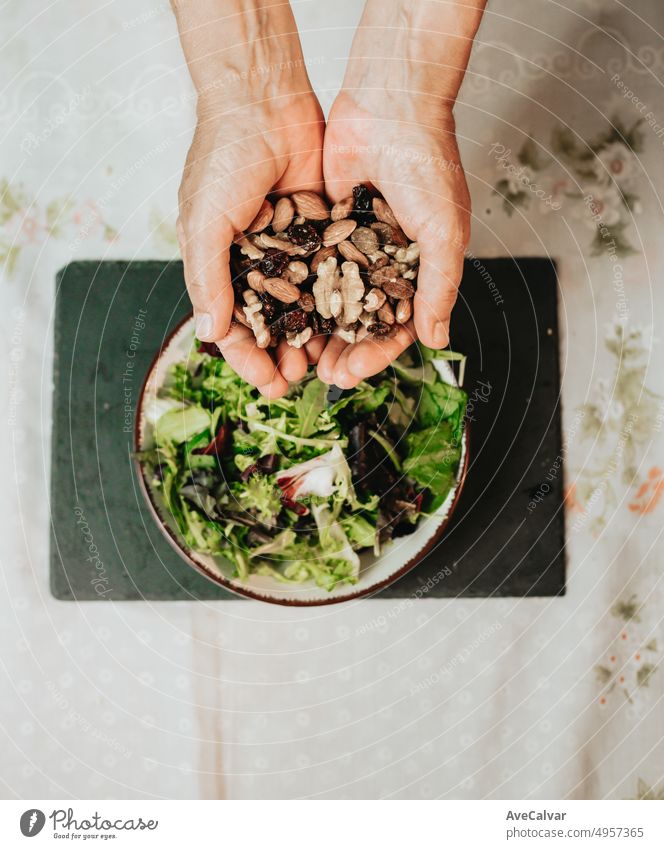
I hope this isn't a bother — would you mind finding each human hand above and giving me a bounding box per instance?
[174,1,326,398]
[316,0,484,389]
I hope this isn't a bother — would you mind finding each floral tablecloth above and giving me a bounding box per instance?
[2,0,663,799]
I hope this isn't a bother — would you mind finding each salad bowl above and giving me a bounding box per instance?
[135,315,468,605]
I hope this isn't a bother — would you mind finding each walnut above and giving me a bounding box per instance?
[334,325,356,344]
[339,261,365,325]
[285,261,309,284]
[236,235,264,260]
[394,242,420,265]
[285,326,313,348]
[242,289,271,348]
[312,256,340,319]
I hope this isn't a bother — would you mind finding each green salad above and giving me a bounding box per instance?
[138,340,467,591]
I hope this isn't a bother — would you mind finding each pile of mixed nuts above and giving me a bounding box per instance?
[230,185,419,349]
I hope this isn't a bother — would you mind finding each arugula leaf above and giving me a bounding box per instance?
[297,378,328,437]
[403,423,461,497]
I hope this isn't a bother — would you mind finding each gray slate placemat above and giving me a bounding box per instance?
[50,258,565,600]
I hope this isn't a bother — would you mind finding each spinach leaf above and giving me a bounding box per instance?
[403,423,461,497]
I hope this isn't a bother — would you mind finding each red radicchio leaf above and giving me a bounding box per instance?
[193,422,230,456]
[280,496,309,516]
[197,340,223,358]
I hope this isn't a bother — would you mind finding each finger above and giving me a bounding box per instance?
[316,334,349,385]
[304,334,327,365]
[414,213,467,348]
[330,345,364,390]
[347,322,417,379]
[179,213,235,342]
[216,323,288,393]
[276,340,308,383]
[256,377,290,400]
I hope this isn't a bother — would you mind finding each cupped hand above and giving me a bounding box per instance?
[177,91,326,398]
[317,92,471,389]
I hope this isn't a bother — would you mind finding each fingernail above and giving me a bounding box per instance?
[195,311,214,340]
[431,321,449,348]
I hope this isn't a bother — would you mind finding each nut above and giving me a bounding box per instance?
[233,303,250,327]
[286,326,313,348]
[272,197,295,232]
[368,321,395,338]
[297,292,315,312]
[263,276,301,304]
[371,221,408,248]
[247,199,273,234]
[329,289,343,320]
[363,287,386,313]
[338,239,370,268]
[312,256,340,319]
[330,196,354,221]
[310,245,337,273]
[247,269,266,293]
[285,261,309,284]
[339,261,365,325]
[382,278,415,299]
[377,302,395,325]
[257,232,307,256]
[372,197,400,229]
[291,191,330,221]
[322,218,357,246]
[236,234,264,260]
[370,265,399,287]
[242,290,271,348]
[396,298,412,323]
[351,226,379,257]
[334,326,356,344]
[394,242,420,264]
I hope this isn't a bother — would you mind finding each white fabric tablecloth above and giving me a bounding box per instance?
[2,0,663,799]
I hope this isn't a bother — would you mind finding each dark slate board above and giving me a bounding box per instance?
[50,259,565,601]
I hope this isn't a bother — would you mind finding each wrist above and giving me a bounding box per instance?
[342,0,485,118]
[174,0,314,112]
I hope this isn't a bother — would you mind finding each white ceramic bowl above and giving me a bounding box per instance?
[135,315,468,605]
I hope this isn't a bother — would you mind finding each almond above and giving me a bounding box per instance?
[372,197,400,229]
[263,276,301,304]
[377,302,395,325]
[382,278,414,299]
[291,191,330,221]
[272,197,295,232]
[330,196,354,221]
[247,199,273,233]
[338,239,369,268]
[395,298,412,323]
[322,218,357,247]
[310,245,337,273]
[247,269,266,293]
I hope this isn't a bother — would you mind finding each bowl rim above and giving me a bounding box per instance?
[133,313,470,606]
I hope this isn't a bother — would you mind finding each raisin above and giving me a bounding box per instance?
[318,317,335,335]
[287,223,320,251]
[258,291,280,322]
[352,184,374,224]
[367,322,393,338]
[272,308,308,335]
[259,247,289,277]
